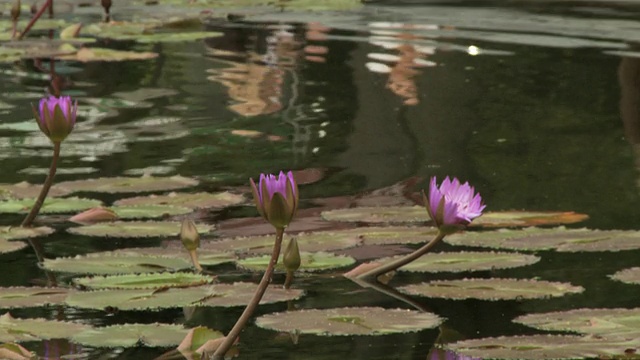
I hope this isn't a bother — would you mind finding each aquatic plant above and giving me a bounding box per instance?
[213,171,298,359]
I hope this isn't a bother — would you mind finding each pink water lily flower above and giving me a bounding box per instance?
[424,176,485,232]
[33,95,77,143]
[250,171,299,229]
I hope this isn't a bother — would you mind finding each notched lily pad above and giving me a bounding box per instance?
[205,231,359,254]
[515,307,640,339]
[58,176,198,194]
[0,313,91,343]
[113,191,245,209]
[42,252,194,275]
[111,205,193,219]
[391,251,540,273]
[470,211,588,228]
[256,307,442,336]
[0,197,102,214]
[398,278,584,300]
[112,247,236,267]
[73,272,215,290]
[0,239,28,254]
[352,226,439,245]
[67,221,214,238]
[71,323,191,348]
[0,182,70,200]
[0,287,68,309]
[321,206,427,224]
[445,334,639,359]
[236,252,356,272]
[57,47,158,62]
[610,268,640,285]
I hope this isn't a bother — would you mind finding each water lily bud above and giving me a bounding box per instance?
[424,176,485,234]
[10,0,20,22]
[180,219,200,251]
[32,95,77,143]
[249,171,299,230]
[283,237,301,272]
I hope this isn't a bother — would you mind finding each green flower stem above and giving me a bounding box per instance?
[18,0,52,40]
[21,141,60,227]
[284,269,294,289]
[212,227,285,360]
[357,230,446,281]
[188,249,203,273]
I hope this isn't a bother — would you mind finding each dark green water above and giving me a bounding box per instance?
[1,1,640,359]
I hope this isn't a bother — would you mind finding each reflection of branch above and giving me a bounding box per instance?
[348,277,431,312]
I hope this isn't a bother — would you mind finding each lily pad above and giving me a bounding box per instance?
[57,47,158,62]
[73,273,215,290]
[0,197,102,214]
[0,226,54,241]
[0,182,71,200]
[0,287,68,309]
[321,206,427,224]
[255,307,442,336]
[236,252,356,272]
[444,334,639,359]
[42,252,194,275]
[610,268,640,285]
[387,251,540,273]
[112,247,237,267]
[445,227,640,252]
[203,231,359,254]
[71,323,192,348]
[113,191,245,209]
[111,205,193,219]
[397,278,584,300]
[67,221,214,238]
[0,239,27,254]
[65,283,303,311]
[132,31,223,43]
[0,313,91,343]
[58,176,198,194]
[515,308,640,339]
[352,226,439,245]
[470,211,589,228]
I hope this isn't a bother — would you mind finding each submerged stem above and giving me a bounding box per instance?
[212,227,285,360]
[21,141,60,227]
[357,231,446,281]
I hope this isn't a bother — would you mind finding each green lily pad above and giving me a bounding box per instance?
[470,211,589,228]
[67,221,214,238]
[321,206,427,224]
[65,283,303,311]
[0,197,102,214]
[445,335,639,359]
[0,226,54,241]
[0,313,91,343]
[352,226,440,245]
[57,47,158,62]
[58,176,198,194]
[204,231,360,254]
[610,268,640,285]
[113,191,245,209]
[73,272,215,290]
[515,308,640,339]
[111,205,193,219]
[42,252,194,275]
[112,247,237,267]
[71,323,193,348]
[123,166,175,176]
[388,251,540,273]
[0,182,71,200]
[255,307,442,336]
[397,278,584,300]
[132,31,222,43]
[19,167,98,175]
[83,97,153,109]
[236,252,356,272]
[0,287,68,309]
[0,239,27,254]
[445,227,640,252]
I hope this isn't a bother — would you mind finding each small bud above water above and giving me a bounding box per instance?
[283,237,301,272]
[180,219,200,251]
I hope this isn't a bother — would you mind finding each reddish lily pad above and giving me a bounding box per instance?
[73,272,215,290]
[389,251,540,273]
[610,268,640,285]
[255,307,442,336]
[67,221,214,238]
[113,191,245,209]
[58,176,198,194]
[0,287,69,309]
[398,278,584,300]
[71,323,192,348]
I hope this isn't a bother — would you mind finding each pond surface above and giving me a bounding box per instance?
[1,0,640,359]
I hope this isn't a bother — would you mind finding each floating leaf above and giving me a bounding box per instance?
[515,308,640,339]
[445,334,639,359]
[73,273,215,290]
[0,239,27,254]
[71,323,192,348]
[69,207,118,223]
[610,268,640,285]
[321,206,427,224]
[0,313,91,343]
[42,252,194,275]
[110,205,193,219]
[388,251,540,273]
[65,283,303,311]
[445,227,640,252]
[57,47,158,62]
[236,252,356,272]
[397,278,584,300]
[67,221,214,238]
[203,231,359,254]
[113,191,245,209]
[0,287,68,309]
[0,182,70,200]
[0,197,102,214]
[353,226,439,245]
[177,326,225,356]
[471,211,588,228]
[58,176,198,194]
[0,226,54,241]
[255,307,442,336]
[132,31,222,43]
[0,342,34,359]
[112,247,237,267]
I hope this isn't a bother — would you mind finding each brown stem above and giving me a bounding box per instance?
[284,269,294,289]
[48,0,53,17]
[18,0,52,40]
[21,141,60,227]
[212,227,284,360]
[11,21,17,39]
[357,231,446,281]
[188,249,202,272]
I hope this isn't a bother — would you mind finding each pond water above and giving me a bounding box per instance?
[1,0,640,359]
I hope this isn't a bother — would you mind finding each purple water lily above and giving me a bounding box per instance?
[33,95,77,143]
[425,176,485,232]
[250,171,299,229]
